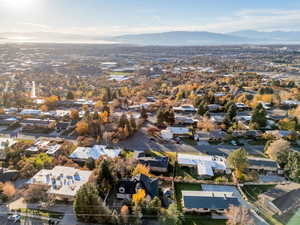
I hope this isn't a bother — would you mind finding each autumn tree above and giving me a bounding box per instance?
[76,121,89,135]
[266,139,291,162]
[132,164,151,177]
[70,109,79,121]
[132,189,146,205]
[197,117,216,132]
[2,182,16,198]
[160,203,183,225]
[225,205,255,225]
[120,205,130,224]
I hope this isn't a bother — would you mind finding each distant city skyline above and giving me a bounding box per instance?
[1,0,300,36]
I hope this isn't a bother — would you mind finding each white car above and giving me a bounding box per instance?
[8,214,21,223]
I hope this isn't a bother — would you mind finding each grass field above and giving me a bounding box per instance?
[183,215,226,225]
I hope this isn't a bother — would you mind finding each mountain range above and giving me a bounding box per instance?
[2,30,300,45]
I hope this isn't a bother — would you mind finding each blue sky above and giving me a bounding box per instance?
[1,0,300,36]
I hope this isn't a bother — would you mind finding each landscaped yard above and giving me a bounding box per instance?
[183,215,226,225]
[174,182,202,211]
[175,166,198,180]
[242,184,275,202]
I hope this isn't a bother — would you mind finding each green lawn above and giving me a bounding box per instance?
[183,216,226,225]
[242,185,275,202]
[175,182,202,211]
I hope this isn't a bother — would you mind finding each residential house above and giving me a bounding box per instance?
[258,183,300,215]
[0,168,18,183]
[265,130,295,139]
[19,109,41,116]
[138,156,169,173]
[178,154,230,178]
[174,116,198,127]
[116,174,159,201]
[161,127,192,140]
[247,157,281,175]
[27,166,92,201]
[69,145,121,161]
[173,105,196,114]
[182,191,240,215]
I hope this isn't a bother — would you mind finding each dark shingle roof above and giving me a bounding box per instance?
[138,156,169,169]
[183,195,240,210]
[272,189,300,212]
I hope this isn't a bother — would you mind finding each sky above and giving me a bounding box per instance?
[1,0,300,36]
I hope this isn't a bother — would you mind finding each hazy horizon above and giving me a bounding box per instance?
[1,0,300,37]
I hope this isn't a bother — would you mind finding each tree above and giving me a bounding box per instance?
[141,106,148,120]
[74,183,114,224]
[147,196,162,215]
[23,184,49,203]
[226,104,237,121]
[40,104,48,112]
[266,139,291,162]
[2,182,16,197]
[132,164,151,177]
[66,91,74,100]
[285,151,300,182]
[70,109,79,121]
[86,157,95,170]
[97,159,114,197]
[251,103,267,129]
[160,203,183,225]
[130,114,137,131]
[225,205,255,225]
[227,148,248,175]
[197,102,208,116]
[197,117,216,131]
[132,189,146,205]
[156,108,165,125]
[120,205,130,224]
[76,121,89,135]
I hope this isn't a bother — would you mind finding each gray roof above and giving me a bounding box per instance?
[272,189,300,212]
[183,194,240,210]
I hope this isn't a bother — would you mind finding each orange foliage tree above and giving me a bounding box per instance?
[132,164,151,177]
[76,121,89,135]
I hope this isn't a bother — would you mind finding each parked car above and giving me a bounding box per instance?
[8,214,21,223]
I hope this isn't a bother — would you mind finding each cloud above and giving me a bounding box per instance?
[9,9,300,36]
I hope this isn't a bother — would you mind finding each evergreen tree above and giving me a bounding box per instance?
[66,91,74,100]
[130,115,137,131]
[251,103,267,128]
[147,197,162,215]
[119,114,129,128]
[197,102,208,116]
[156,108,165,125]
[73,183,113,224]
[227,148,248,174]
[86,157,95,170]
[140,106,148,120]
[97,160,114,197]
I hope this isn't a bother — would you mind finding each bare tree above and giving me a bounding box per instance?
[225,205,255,225]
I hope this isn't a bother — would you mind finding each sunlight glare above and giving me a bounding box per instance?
[2,0,35,11]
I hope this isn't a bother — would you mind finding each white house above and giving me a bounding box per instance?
[161,127,191,140]
[70,145,121,161]
[27,166,92,201]
[178,153,230,178]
